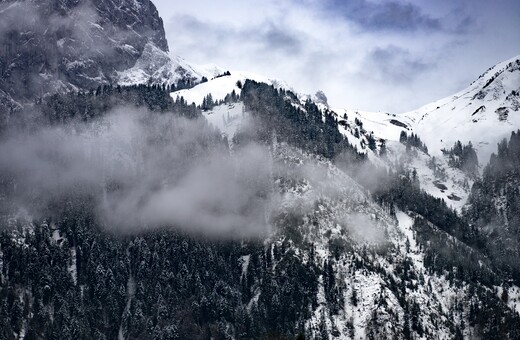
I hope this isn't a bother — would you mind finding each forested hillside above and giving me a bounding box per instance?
[1,84,520,339]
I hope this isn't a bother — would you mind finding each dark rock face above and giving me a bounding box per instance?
[0,0,170,104]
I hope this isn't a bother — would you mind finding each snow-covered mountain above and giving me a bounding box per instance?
[402,55,520,163]
[168,55,519,214]
[330,56,520,165]
[1,0,520,338]
[165,75,520,338]
[170,71,472,210]
[310,56,518,210]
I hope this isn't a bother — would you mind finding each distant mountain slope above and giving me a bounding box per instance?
[332,56,520,165]
[325,56,520,210]
[171,68,482,210]
[170,70,291,106]
[402,55,520,163]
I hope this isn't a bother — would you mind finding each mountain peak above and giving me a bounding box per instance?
[0,0,180,111]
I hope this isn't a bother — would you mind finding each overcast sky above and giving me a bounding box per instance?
[153,0,520,113]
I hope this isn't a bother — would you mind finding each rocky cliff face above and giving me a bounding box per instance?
[0,0,181,114]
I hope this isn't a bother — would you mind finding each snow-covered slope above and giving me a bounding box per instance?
[334,109,413,142]
[269,145,506,339]
[116,43,225,86]
[334,55,520,165]
[203,102,246,142]
[170,71,290,106]
[326,56,520,210]
[330,108,473,210]
[402,55,520,163]
[170,56,520,213]
[387,140,473,210]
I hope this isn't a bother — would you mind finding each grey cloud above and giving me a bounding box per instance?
[262,22,302,54]
[322,0,441,32]
[171,15,303,55]
[307,0,476,34]
[451,14,474,34]
[0,2,39,38]
[365,45,434,82]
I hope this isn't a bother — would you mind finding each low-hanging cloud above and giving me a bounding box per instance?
[0,104,399,243]
[339,213,386,244]
[0,108,275,237]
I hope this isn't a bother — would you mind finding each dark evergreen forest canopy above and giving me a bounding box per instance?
[240,80,363,161]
